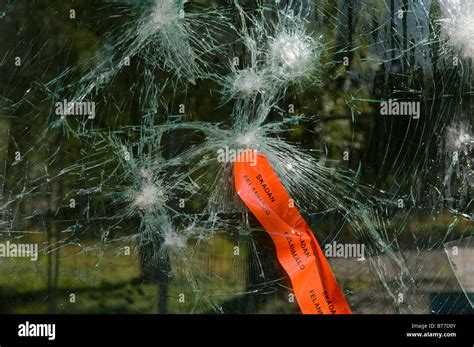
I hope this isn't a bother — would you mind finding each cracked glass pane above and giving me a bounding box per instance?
[0,0,472,314]
[444,237,474,309]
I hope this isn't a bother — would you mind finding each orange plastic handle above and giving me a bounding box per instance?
[234,150,351,314]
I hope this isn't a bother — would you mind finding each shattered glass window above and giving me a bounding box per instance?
[0,0,472,314]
